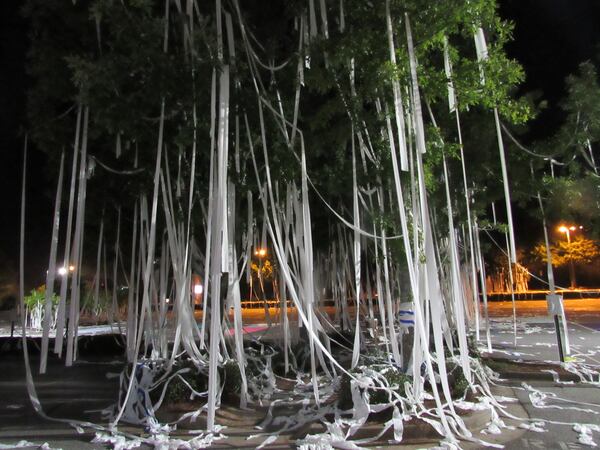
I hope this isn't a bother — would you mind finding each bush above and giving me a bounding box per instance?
[24,285,59,329]
[338,368,357,409]
[24,285,59,310]
[338,365,412,410]
[452,369,469,399]
[160,358,244,406]
[164,376,190,404]
[270,344,299,377]
[445,360,470,399]
[221,360,242,402]
[370,368,412,404]
[289,341,311,372]
[467,335,481,359]
[162,359,208,405]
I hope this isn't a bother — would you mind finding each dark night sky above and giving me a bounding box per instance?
[499,0,600,139]
[1,1,600,290]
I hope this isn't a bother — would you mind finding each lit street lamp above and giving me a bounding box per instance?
[57,265,75,277]
[558,225,575,243]
[250,247,271,314]
[192,274,204,310]
[558,224,582,288]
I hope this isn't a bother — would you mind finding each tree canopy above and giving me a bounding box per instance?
[24,0,532,243]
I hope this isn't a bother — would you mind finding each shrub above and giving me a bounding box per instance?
[24,285,59,329]
[452,369,469,398]
[221,360,242,402]
[338,365,412,410]
[467,335,481,359]
[23,285,59,310]
[445,360,470,399]
[370,368,412,404]
[162,359,208,405]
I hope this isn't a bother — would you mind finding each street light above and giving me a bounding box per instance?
[558,225,583,240]
[250,247,269,311]
[558,224,580,288]
[57,267,68,276]
[192,274,204,310]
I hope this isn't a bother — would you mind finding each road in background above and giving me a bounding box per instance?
[487,298,600,327]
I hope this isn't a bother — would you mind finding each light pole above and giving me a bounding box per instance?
[254,247,267,303]
[252,247,273,324]
[558,225,582,289]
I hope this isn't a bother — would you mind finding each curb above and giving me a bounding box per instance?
[484,357,581,382]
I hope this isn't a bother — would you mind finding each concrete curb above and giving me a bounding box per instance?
[484,357,581,382]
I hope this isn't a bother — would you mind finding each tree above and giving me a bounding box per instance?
[525,63,600,230]
[21,0,533,367]
[541,174,600,240]
[18,0,550,439]
[534,236,600,288]
[23,0,530,235]
[498,60,600,271]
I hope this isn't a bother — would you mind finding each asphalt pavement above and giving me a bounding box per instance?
[0,351,123,449]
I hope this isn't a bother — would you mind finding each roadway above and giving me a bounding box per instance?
[486,298,600,329]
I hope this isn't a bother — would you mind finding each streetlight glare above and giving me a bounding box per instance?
[68,265,75,272]
[254,248,267,257]
[58,267,67,276]
[193,284,203,295]
[558,224,582,234]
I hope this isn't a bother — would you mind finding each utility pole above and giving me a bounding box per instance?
[546,223,572,362]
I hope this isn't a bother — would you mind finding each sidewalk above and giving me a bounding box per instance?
[479,313,600,449]
[484,315,600,373]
